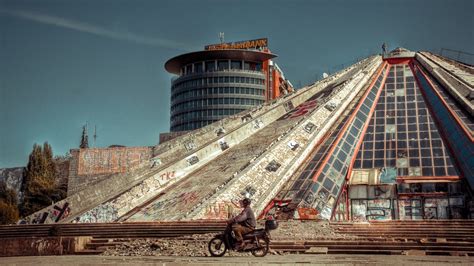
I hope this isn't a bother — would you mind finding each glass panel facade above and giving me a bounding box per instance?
[354,64,459,178]
[412,63,473,184]
[276,65,389,218]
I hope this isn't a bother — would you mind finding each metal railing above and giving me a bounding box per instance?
[439,48,474,65]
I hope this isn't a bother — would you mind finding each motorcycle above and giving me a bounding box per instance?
[208,218,278,257]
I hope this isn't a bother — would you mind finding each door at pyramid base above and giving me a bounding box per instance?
[341,170,468,221]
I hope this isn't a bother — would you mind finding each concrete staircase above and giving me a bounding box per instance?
[272,220,474,256]
[70,220,474,256]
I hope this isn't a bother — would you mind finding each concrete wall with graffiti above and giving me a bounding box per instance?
[349,185,396,221]
[186,57,382,220]
[347,183,467,221]
[398,197,465,220]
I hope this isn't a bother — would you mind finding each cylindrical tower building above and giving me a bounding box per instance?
[164,38,293,133]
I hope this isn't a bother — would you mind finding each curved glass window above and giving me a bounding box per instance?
[194,63,203,73]
[186,65,192,74]
[217,60,229,70]
[231,60,242,70]
[205,61,215,72]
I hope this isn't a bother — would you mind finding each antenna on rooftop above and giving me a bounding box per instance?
[93,125,97,147]
[219,32,225,44]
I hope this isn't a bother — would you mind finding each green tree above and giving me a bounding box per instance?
[80,125,89,148]
[20,142,64,217]
[43,142,56,182]
[0,181,19,224]
[0,201,19,224]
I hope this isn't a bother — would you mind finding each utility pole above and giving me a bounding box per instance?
[93,125,97,147]
[219,32,225,44]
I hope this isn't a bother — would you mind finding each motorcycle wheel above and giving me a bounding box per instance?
[251,237,269,257]
[208,237,227,257]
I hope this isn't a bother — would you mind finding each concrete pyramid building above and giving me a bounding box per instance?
[25,48,473,224]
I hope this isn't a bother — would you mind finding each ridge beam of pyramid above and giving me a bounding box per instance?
[23,56,374,224]
[421,51,474,88]
[416,52,474,116]
[185,56,383,220]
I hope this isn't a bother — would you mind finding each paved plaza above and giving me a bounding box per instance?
[1,254,474,265]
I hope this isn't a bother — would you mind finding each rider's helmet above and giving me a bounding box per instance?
[242,198,251,206]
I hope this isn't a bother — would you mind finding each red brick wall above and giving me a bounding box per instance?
[67,147,152,195]
[75,147,152,176]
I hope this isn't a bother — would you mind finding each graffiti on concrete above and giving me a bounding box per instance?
[159,171,176,183]
[28,202,71,224]
[367,199,391,209]
[351,200,367,222]
[180,191,199,206]
[77,203,118,223]
[399,199,422,220]
[202,200,239,219]
[367,199,392,220]
[366,208,388,220]
[424,198,449,219]
[50,202,71,222]
[281,99,318,119]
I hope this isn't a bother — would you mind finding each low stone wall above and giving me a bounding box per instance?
[0,236,91,257]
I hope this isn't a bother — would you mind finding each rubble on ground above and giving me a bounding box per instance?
[102,234,251,257]
[102,220,356,257]
[268,220,358,240]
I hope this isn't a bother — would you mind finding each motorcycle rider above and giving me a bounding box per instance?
[228,197,256,250]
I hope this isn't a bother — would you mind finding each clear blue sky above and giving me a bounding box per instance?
[0,0,472,168]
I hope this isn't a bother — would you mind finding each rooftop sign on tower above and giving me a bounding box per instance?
[205,38,268,51]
